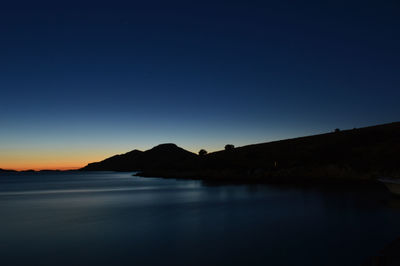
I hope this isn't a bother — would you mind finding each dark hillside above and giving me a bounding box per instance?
[193,122,400,182]
[81,144,197,172]
[0,168,17,173]
[82,150,143,171]
[81,122,400,183]
[137,143,198,170]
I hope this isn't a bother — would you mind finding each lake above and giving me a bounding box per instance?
[1,171,400,266]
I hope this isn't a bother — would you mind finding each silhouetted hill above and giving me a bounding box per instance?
[0,168,17,173]
[189,122,400,182]
[81,143,197,171]
[82,149,144,171]
[137,143,198,170]
[82,122,400,183]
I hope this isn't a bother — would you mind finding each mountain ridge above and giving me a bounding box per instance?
[81,143,197,172]
[80,121,400,183]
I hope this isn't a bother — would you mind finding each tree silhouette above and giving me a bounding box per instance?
[198,149,208,156]
[225,144,234,151]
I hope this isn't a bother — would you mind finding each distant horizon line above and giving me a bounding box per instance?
[1,166,81,172]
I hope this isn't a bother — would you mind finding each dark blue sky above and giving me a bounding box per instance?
[1,0,399,169]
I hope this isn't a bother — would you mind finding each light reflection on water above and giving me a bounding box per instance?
[0,172,400,266]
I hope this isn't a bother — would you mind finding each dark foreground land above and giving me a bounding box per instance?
[81,121,400,184]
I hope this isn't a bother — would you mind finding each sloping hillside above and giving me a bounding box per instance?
[81,144,197,171]
[82,122,400,183]
[193,122,400,181]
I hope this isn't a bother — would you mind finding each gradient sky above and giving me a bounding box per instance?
[1,0,399,170]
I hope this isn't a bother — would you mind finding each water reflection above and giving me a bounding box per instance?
[0,172,400,266]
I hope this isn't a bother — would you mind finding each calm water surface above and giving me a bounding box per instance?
[1,172,400,266]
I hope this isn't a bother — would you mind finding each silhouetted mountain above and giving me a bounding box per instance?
[82,149,144,171]
[20,170,36,173]
[81,144,197,171]
[0,168,17,173]
[187,121,400,183]
[82,122,400,183]
[38,170,63,173]
[137,143,198,170]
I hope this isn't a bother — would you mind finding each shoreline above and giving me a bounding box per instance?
[133,169,382,186]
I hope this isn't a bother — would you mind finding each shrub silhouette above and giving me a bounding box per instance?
[199,149,208,156]
[225,144,235,151]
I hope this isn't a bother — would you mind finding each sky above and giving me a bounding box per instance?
[1,0,399,170]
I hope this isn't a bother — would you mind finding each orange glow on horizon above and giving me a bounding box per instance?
[0,145,223,171]
[1,160,86,171]
[0,149,121,171]
[6,165,82,171]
